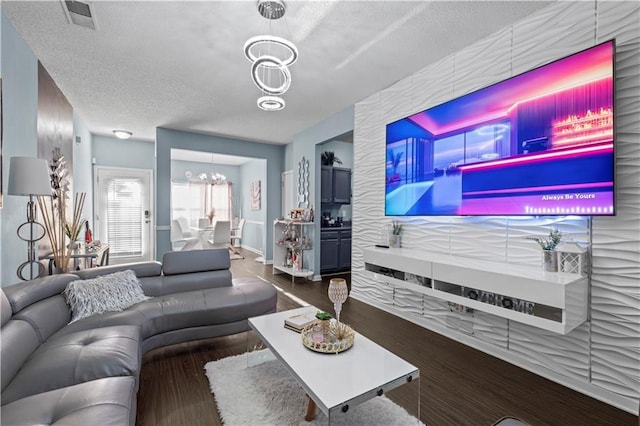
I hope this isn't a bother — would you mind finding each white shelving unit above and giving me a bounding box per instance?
[363,247,588,334]
[273,220,314,283]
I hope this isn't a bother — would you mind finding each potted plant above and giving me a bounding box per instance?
[529,229,562,271]
[64,219,84,250]
[315,311,332,334]
[321,151,342,167]
[390,220,403,248]
[387,149,403,183]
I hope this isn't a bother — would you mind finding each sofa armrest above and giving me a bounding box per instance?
[3,275,79,313]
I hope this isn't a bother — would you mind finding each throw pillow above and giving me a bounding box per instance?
[64,269,151,323]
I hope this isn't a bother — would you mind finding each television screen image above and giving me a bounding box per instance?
[385,40,615,216]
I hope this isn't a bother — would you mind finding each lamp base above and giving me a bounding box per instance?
[16,195,48,281]
[17,261,46,281]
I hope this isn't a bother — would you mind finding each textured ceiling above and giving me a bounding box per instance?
[2,1,553,145]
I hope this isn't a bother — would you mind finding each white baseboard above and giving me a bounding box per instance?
[240,245,262,255]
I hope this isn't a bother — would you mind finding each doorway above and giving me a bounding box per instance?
[94,166,154,264]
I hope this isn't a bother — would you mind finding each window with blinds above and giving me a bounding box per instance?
[105,178,143,257]
[171,181,232,226]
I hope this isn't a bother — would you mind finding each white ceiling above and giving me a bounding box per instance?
[2,1,553,145]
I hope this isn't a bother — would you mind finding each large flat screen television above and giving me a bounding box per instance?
[385,40,615,216]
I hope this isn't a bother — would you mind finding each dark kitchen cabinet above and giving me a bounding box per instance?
[320,239,339,271]
[321,167,332,203]
[320,228,351,273]
[321,166,351,204]
[339,237,351,270]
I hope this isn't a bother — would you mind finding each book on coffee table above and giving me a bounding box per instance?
[284,312,317,333]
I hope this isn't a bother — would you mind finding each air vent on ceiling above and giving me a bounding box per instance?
[61,0,97,30]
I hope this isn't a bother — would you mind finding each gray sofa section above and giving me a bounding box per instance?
[0,248,277,425]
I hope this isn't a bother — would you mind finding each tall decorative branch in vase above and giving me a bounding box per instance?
[36,152,85,273]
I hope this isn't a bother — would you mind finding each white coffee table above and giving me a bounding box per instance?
[248,306,420,423]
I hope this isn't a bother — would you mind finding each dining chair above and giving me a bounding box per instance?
[171,219,200,251]
[206,220,231,249]
[230,218,246,248]
[175,216,193,238]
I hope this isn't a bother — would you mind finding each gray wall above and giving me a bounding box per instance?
[156,127,284,261]
[352,1,639,414]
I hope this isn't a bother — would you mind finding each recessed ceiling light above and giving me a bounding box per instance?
[113,130,133,139]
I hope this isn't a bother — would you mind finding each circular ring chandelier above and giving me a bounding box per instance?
[244,35,298,66]
[251,55,291,95]
[257,96,286,111]
[245,0,296,111]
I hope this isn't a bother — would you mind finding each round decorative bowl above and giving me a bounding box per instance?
[301,321,355,354]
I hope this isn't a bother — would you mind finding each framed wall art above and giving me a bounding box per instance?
[250,180,261,210]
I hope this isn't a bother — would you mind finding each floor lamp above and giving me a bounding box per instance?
[8,157,52,280]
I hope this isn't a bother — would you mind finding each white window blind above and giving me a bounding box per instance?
[171,181,204,227]
[209,183,232,221]
[105,178,143,257]
[171,181,233,225]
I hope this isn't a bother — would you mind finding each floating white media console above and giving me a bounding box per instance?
[363,247,587,334]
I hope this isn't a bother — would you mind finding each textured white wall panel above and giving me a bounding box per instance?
[509,322,591,381]
[448,217,509,262]
[393,287,423,317]
[589,1,640,401]
[380,77,416,126]
[473,312,508,349]
[401,218,451,254]
[445,309,474,335]
[352,0,640,413]
[411,55,454,114]
[453,26,513,98]
[422,296,450,329]
[597,1,640,45]
[505,217,590,267]
[512,2,596,76]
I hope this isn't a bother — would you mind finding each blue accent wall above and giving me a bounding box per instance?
[1,13,39,285]
[292,105,355,277]
[73,112,94,228]
[92,135,155,171]
[156,127,284,261]
[240,159,267,254]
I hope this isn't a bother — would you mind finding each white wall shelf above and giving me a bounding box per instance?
[363,247,588,334]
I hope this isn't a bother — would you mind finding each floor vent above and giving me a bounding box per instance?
[61,0,97,30]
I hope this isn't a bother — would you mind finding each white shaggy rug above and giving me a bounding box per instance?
[205,350,422,426]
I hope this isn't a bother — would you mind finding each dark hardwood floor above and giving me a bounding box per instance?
[136,248,638,426]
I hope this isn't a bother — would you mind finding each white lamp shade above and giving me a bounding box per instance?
[8,157,52,196]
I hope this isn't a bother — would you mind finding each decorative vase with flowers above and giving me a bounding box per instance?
[389,220,403,248]
[529,229,563,272]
